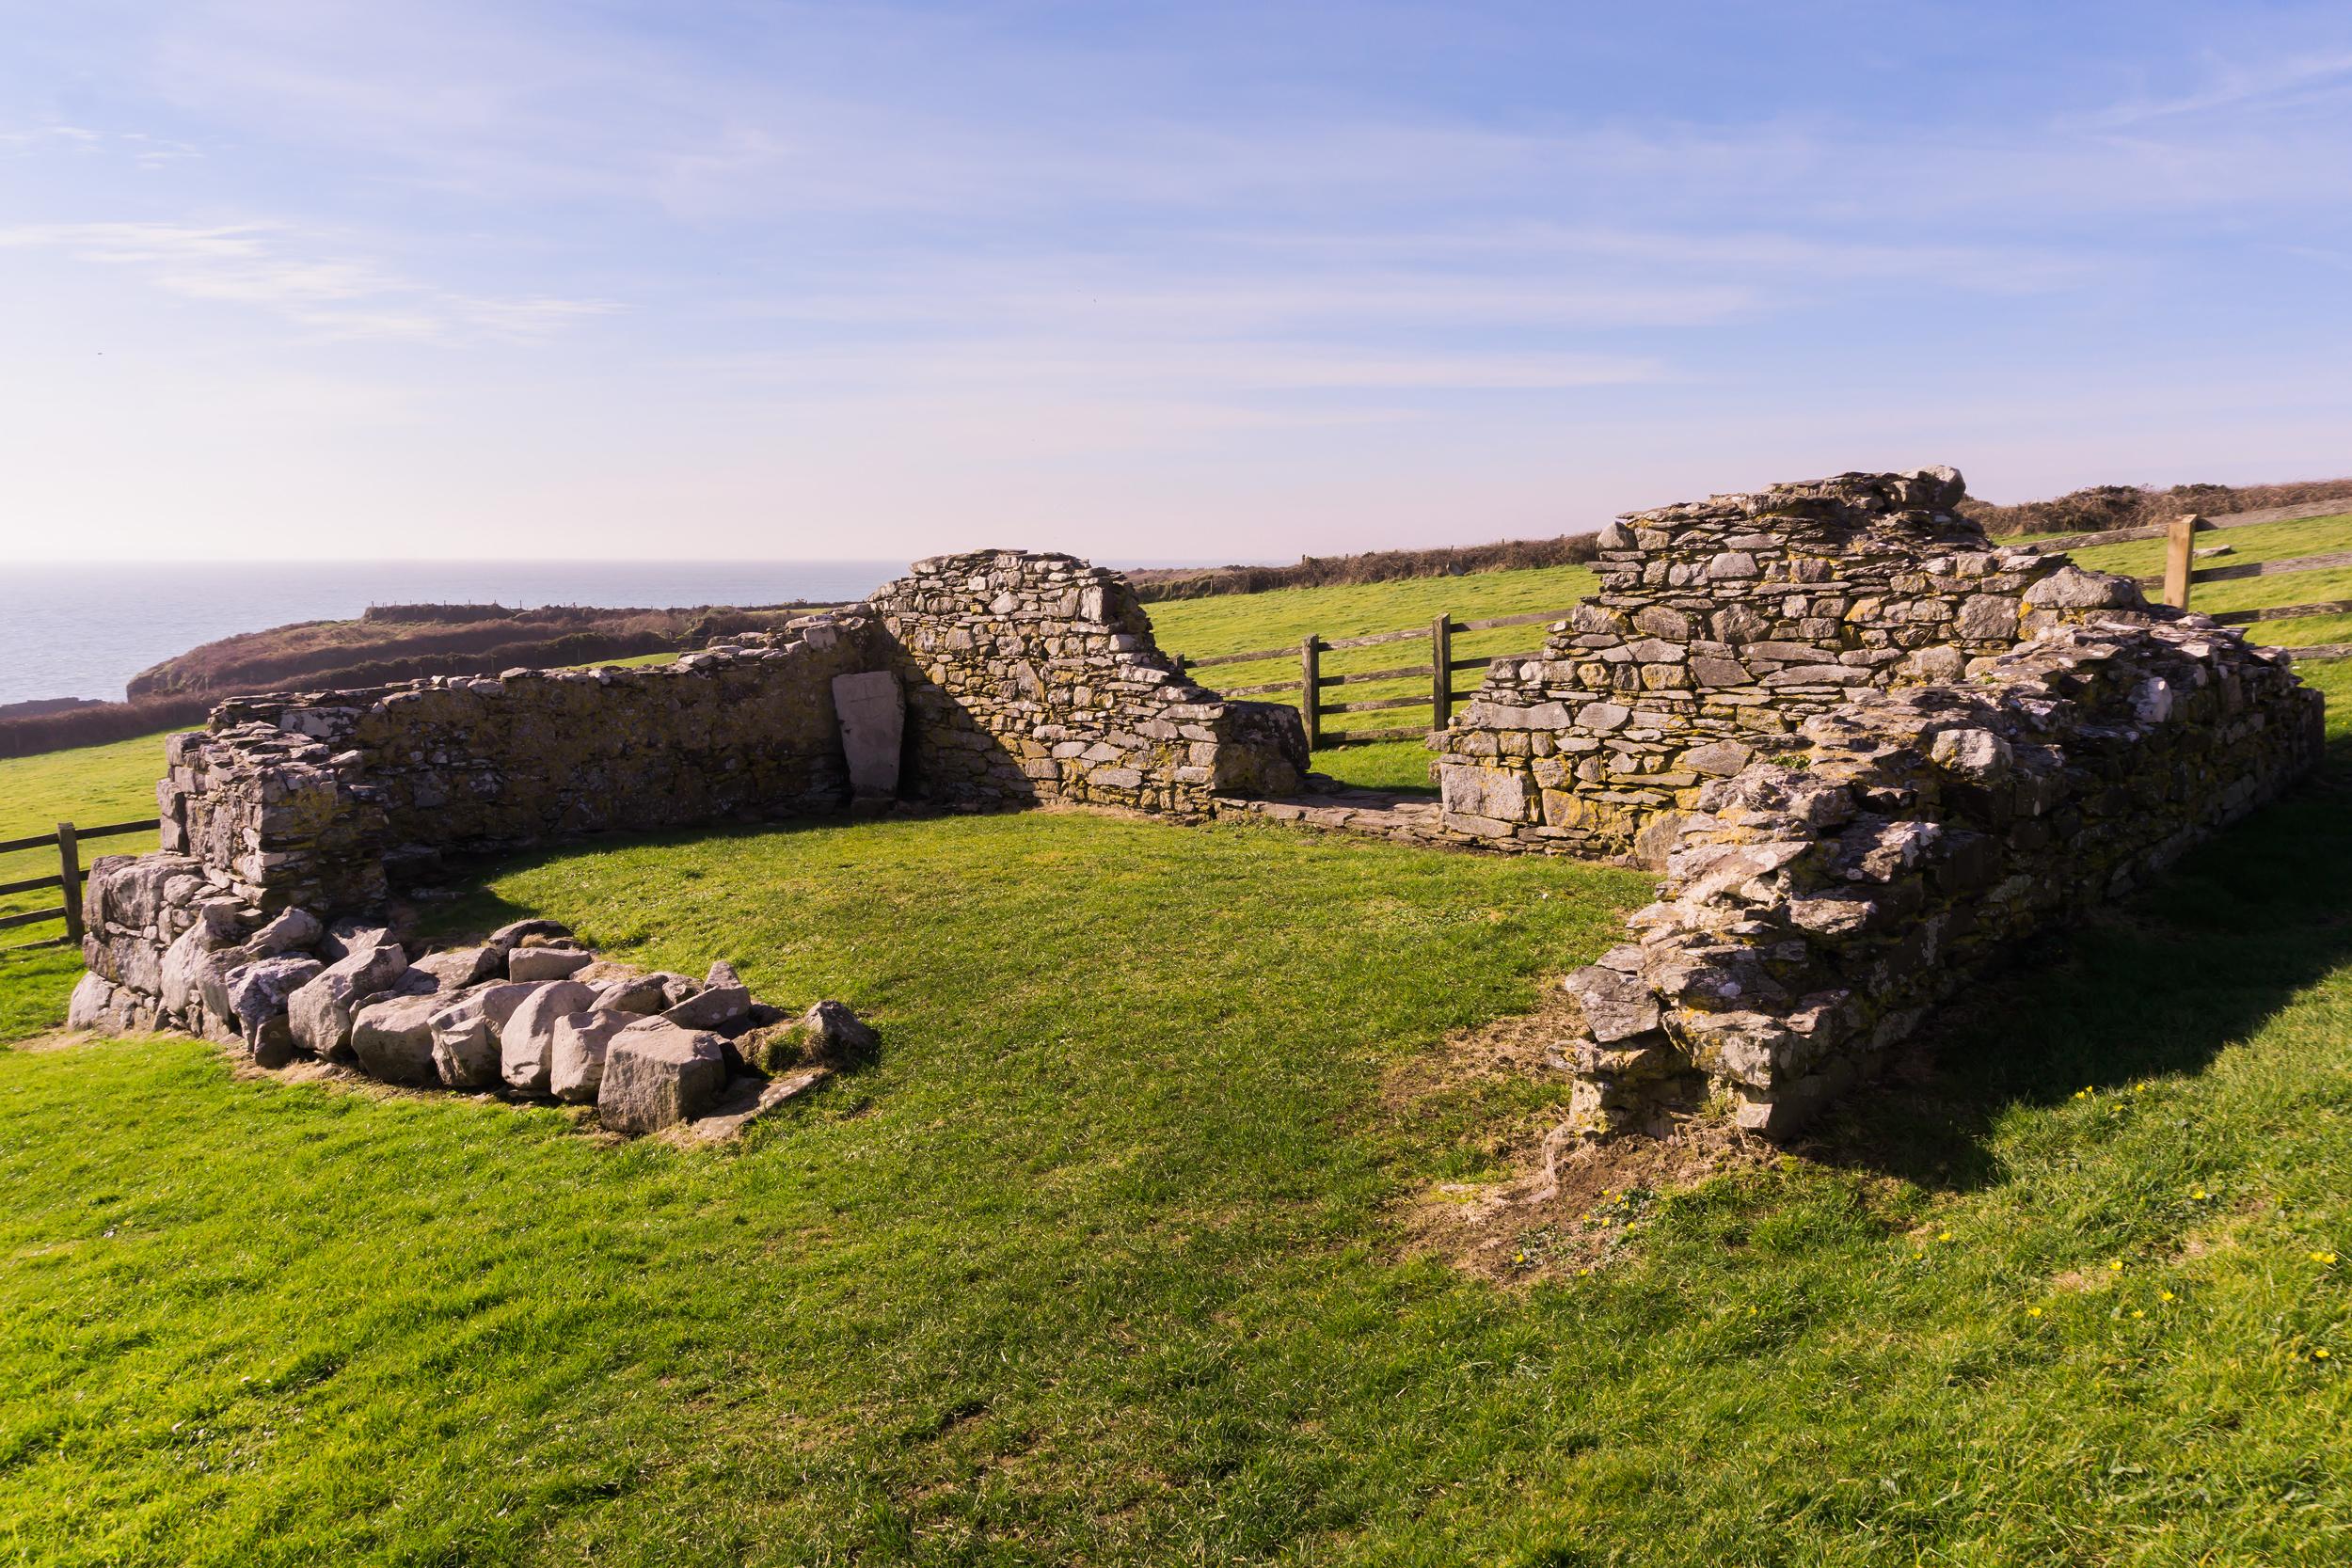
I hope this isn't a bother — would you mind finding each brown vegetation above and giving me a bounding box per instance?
[1128,533,1601,602]
[0,601,839,760]
[1961,477,2352,538]
[127,602,832,697]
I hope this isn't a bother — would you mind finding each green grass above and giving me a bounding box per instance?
[2033,510,2352,646]
[1145,564,1599,792]
[5,670,2352,1561]
[0,730,172,1037]
[3,651,2352,1560]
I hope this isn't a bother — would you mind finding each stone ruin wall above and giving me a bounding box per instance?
[1432,468,2146,860]
[864,550,1307,815]
[165,609,883,916]
[1557,617,2323,1139]
[82,552,1306,1041]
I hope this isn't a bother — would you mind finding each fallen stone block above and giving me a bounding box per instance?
[412,945,500,990]
[288,942,412,1059]
[596,1019,728,1134]
[500,980,599,1095]
[428,981,538,1088]
[549,1011,636,1104]
[350,992,447,1085]
[508,945,594,982]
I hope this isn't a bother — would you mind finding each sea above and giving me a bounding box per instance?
[1,560,914,708]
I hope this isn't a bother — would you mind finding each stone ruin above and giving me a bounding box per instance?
[69,551,1308,1133]
[62,475,2329,1143]
[1431,467,2148,859]
[1427,467,2321,1139]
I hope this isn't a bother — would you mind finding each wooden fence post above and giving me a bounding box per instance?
[2163,514,2200,610]
[1299,635,1322,749]
[56,821,83,946]
[1430,614,1454,731]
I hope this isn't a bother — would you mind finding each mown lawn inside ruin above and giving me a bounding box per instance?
[3,664,2352,1562]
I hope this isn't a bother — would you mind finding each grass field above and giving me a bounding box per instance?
[0,730,171,1038]
[2038,509,2352,645]
[3,577,2352,1558]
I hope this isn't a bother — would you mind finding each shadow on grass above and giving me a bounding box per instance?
[1798,719,2352,1192]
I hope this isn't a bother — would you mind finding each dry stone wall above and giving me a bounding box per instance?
[162,609,884,913]
[86,552,1305,1087]
[1555,616,2323,1140]
[866,550,1306,814]
[1433,468,2145,859]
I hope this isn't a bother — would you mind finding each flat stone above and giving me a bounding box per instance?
[663,982,751,1033]
[412,945,499,990]
[507,946,594,982]
[832,670,905,799]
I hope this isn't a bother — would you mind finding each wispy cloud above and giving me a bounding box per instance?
[0,221,612,341]
[2080,50,2352,128]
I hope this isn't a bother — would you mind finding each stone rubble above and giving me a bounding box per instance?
[69,881,877,1138]
[1551,615,2322,1140]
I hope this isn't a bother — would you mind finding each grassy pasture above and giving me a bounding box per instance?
[0,574,2350,1559]
[0,670,2348,1561]
[2038,510,2352,644]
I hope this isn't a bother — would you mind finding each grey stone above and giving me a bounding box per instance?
[2022,565,2139,610]
[593,974,673,1015]
[485,919,572,958]
[500,980,600,1094]
[318,916,392,962]
[246,907,323,957]
[428,981,537,1087]
[832,669,905,799]
[1683,740,1756,777]
[507,945,594,982]
[663,981,751,1032]
[1438,764,1528,824]
[412,945,499,990]
[596,1019,729,1134]
[549,1010,636,1104]
[225,956,324,1067]
[287,942,411,1058]
[350,992,446,1085]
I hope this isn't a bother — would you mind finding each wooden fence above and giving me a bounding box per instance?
[0,817,159,952]
[2113,502,2352,659]
[1177,606,1579,747]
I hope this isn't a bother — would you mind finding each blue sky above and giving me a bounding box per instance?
[2,1,2348,562]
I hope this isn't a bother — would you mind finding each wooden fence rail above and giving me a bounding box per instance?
[2137,510,2352,650]
[1176,606,1581,748]
[0,817,158,953]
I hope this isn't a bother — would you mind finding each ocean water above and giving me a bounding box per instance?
[2,561,913,707]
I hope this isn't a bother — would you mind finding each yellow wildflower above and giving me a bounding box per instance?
[2159,1291,2175,1303]
[2027,1307,2043,1318]
[2107,1259,2123,1273]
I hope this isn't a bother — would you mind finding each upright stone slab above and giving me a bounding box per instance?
[831,670,905,799]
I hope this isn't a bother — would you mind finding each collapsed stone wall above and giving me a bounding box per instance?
[1556,617,2323,1140]
[1433,468,2144,859]
[87,553,1306,1077]
[162,609,884,914]
[866,550,1307,814]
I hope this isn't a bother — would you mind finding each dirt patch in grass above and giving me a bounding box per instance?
[1389,989,1772,1284]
